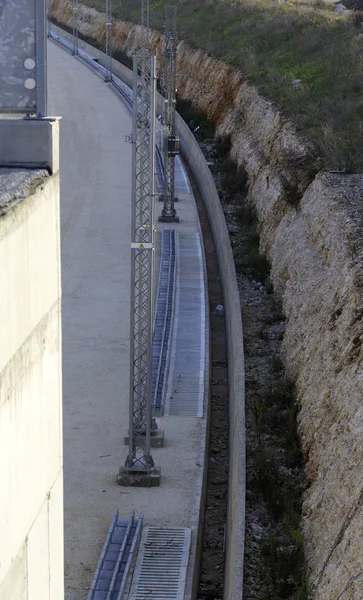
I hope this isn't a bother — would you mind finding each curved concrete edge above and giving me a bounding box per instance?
[50,24,134,88]
[50,23,245,600]
[175,114,246,600]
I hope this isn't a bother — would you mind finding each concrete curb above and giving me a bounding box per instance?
[50,23,245,600]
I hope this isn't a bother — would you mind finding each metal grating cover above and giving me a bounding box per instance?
[129,527,191,600]
[165,232,206,417]
[152,228,176,415]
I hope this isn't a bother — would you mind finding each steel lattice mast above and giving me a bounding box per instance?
[47,0,52,37]
[72,0,79,55]
[159,5,179,223]
[118,0,160,486]
[105,0,112,81]
[140,0,150,54]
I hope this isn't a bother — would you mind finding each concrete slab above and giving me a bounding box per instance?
[0,168,48,215]
[0,118,60,174]
[48,39,209,600]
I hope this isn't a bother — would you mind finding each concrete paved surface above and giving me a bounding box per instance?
[48,41,207,600]
[48,41,133,599]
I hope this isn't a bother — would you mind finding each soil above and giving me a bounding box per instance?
[185,161,229,600]
[184,130,306,600]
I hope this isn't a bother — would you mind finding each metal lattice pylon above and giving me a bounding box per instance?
[118,0,160,487]
[47,0,52,38]
[141,0,150,55]
[72,0,79,55]
[159,5,179,223]
[124,55,157,473]
[105,0,112,81]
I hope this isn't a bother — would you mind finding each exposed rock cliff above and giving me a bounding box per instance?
[50,1,363,596]
[275,173,363,599]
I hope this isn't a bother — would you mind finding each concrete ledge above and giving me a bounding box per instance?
[0,169,49,216]
[0,118,60,174]
[117,466,161,487]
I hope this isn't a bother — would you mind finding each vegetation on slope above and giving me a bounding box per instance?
[84,0,363,172]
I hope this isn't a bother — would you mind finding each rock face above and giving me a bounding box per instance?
[271,174,363,599]
[51,1,363,596]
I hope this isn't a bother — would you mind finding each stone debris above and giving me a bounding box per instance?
[214,304,225,316]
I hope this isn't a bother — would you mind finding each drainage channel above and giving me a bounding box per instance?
[182,162,229,599]
[152,228,176,416]
[87,511,144,600]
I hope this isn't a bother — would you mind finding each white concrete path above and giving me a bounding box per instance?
[48,41,207,600]
[48,41,133,599]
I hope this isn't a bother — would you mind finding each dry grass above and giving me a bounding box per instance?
[75,0,363,172]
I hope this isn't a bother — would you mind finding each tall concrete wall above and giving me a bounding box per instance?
[0,132,63,599]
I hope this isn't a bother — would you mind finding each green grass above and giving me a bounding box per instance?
[83,0,363,172]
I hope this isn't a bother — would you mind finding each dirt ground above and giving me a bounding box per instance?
[186,133,306,600]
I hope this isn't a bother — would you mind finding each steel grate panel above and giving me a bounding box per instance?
[129,527,191,600]
[152,228,176,414]
[165,232,206,417]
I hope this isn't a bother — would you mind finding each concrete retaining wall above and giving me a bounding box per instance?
[50,24,245,600]
[0,166,63,600]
